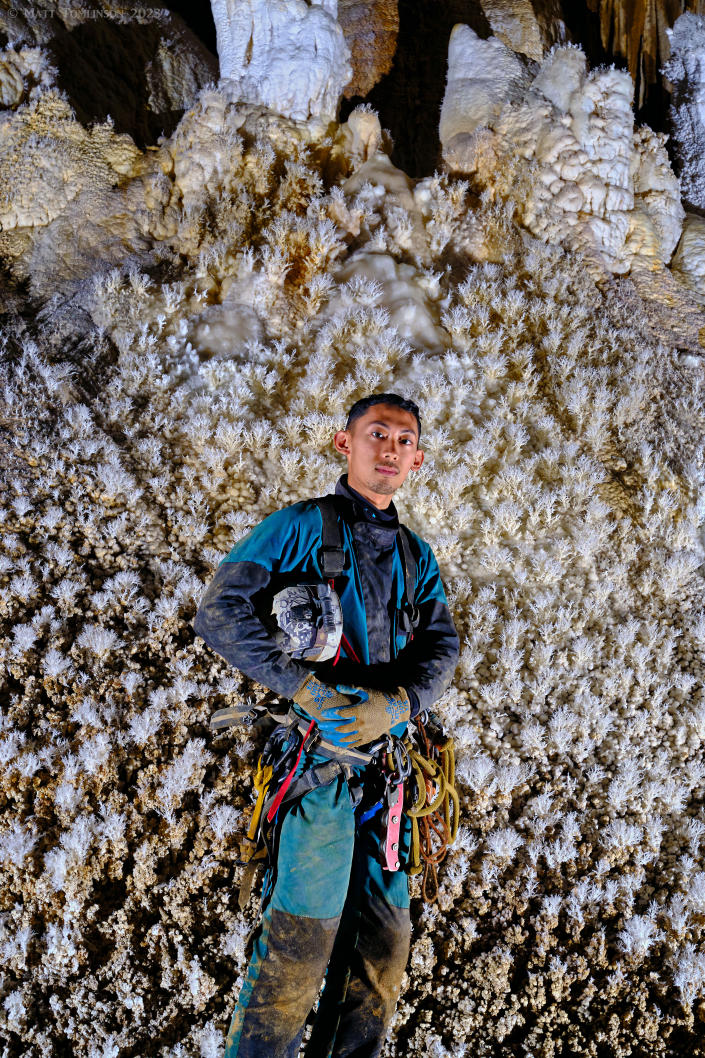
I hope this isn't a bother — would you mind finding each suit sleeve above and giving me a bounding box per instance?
[399,538,459,714]
[192,504,319,699]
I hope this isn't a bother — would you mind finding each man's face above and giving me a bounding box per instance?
[333,404,424,507]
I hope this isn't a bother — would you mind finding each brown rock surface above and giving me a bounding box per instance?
[480,0,567,60]
[338,0,399,98]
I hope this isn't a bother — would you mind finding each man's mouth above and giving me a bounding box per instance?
[375,464,398,476]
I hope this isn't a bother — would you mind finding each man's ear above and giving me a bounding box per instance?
[411,449,424,471]
[333,430,351,456]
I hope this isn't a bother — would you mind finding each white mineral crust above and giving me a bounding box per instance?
[441,31,684,273]
[0,44,56,107]
[211,0,352,121]
[439,24,531,146]
[664,12,705,212]
[671,213,705,301]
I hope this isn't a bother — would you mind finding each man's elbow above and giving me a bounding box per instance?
[192,604,209,644]
[442,629,461,674]
[192,591,227,651]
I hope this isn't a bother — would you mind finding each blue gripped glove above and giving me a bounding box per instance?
[330,685,411,748]
[291,675,361,743]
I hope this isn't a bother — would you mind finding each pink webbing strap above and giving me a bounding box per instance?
[266,718,316,823]
[383,781,403,872]
[328,578,361,668]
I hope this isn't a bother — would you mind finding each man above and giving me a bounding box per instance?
[194,393,459,1058]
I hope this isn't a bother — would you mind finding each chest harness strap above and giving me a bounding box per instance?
[314,494,420,641]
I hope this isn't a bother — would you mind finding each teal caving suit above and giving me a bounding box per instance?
[194,475,459,1058]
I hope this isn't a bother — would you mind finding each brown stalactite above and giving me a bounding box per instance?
[584,0,705,108]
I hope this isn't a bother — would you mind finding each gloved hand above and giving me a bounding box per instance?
[292,675,359,741]
[332,686,411,748]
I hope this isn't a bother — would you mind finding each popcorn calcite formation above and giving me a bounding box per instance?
[441,29,684,274]
[1,5,705,1057]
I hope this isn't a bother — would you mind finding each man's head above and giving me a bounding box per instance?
[345,393,421,438]
[334,393,424,509]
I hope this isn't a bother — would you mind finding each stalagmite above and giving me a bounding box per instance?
[211,0,352,121]
[439,24,531,147]
[671,212,705,300]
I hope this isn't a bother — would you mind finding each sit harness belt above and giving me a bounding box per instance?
[215,702,459,907]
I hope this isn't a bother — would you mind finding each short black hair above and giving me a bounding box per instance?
[346,393,421,439]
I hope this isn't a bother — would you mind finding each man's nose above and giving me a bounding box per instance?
[382,439,400,459]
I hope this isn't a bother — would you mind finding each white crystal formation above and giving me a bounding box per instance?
[0,43,56,108]
[439,24,531,146]
[441,32,684,273]
[664,12,705,212]
[211,0,352,121]
[671,213,705,301]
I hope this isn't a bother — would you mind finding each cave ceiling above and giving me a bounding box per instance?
[155,0,705,176]
[4,1,699,175]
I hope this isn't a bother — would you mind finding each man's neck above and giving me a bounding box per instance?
[336,476,398,522]
[344,475,393,510]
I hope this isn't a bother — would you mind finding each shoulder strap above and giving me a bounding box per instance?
[314,496,418,621]
[314,495,345,578]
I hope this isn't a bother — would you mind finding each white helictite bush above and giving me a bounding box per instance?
[665,12,705,213]
[1,35,704,1058]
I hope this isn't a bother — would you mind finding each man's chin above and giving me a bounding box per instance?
[368,477,399,495]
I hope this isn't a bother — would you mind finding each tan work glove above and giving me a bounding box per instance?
[332,686,411,748]
[292,675,359,738]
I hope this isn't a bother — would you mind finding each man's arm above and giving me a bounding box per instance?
[193,504,318,699]
[398,538,459,715]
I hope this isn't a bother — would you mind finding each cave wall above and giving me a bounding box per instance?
[2,3,705,1057]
